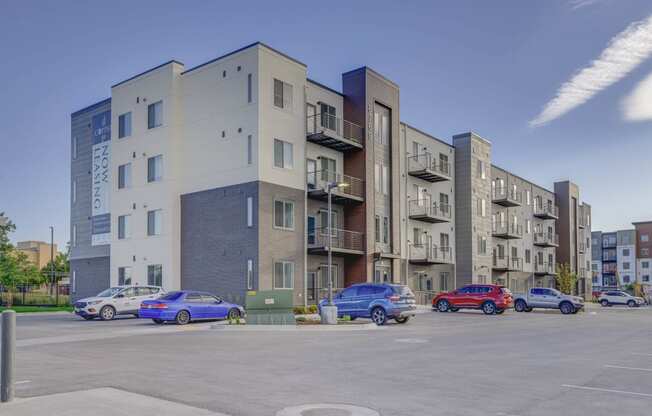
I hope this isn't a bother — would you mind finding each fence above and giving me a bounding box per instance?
[0,283,70,307]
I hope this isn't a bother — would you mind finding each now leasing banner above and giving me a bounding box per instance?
[91,111,111,246]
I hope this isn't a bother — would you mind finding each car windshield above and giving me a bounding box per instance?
[96,287,123,297]
[500,287,512,295]
[392,285,414,297]
[160,291,184,301]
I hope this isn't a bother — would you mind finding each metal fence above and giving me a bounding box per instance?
[0,283,70,306]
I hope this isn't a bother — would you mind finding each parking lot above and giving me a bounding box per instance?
[4,305,652,416]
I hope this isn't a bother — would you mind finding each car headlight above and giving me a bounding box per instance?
[87,300,102,306]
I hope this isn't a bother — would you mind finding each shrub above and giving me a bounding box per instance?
[308,304,318,314]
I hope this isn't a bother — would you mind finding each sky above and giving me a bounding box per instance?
[1,0,652,249]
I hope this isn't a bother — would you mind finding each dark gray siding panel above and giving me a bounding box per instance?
[180,181,259,305]
[70,257,110,302]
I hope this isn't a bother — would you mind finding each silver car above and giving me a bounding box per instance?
[598,290,645,308]
[513,287,584,314]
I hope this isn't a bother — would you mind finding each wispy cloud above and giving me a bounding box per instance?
[529,14,652,127]
[569,0,601,11]
[622,70,652,121]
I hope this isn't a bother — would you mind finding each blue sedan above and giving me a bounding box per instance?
[139,290,245,325]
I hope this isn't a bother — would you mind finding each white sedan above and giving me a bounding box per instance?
[598,290,645,308]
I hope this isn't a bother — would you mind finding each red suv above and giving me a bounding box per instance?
[432,284,513,315]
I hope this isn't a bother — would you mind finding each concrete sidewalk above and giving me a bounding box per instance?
[1,388,230,416]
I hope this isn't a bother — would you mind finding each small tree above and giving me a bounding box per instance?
[555,263,577,295]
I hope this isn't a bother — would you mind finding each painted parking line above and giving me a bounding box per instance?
[15,380,31,385]
[561,384,652,398]
[604,364,652,372]
[632,352,652,357]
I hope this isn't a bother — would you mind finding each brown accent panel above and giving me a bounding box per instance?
[345,256,367,286]
[634,222,652,257]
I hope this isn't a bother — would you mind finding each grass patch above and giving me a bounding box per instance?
[0,305,73,313]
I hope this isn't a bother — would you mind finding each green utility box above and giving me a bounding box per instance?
[245,290,296,325]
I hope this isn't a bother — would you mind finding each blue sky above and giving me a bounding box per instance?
[1,0,652,249]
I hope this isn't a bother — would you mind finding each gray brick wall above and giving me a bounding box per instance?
[180,181,259,305]
[70,257,110,301]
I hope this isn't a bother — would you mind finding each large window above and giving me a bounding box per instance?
[247,259,254,290]
[118,112,132,138]
[320,103,336,130]
[382,165,389,195]
[147,209,162,236]
[319,209,337,233]
[118,214,130,240]
[118,163,132,189]
[118,267,132,285]
[477,235,487,255]
[383,217,389,244]
[320,157,336,181]
[273,79,293,109]
[273,139,293,169]
[247,73,253,103]
[147,155,163,182]
[273,200,294,230]
[247,196,253,227]
[274,261,294,289]
[147,264,162,287]
[373,104,390,145]
[147,101,163,129]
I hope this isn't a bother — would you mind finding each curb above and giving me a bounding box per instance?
[211,323,381,331]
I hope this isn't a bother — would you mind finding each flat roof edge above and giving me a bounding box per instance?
[111,60,184,89]
[71,97,111,117]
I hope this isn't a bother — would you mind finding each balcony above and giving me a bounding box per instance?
[533,205,559,220]
[407,153,451,183]
[492,188,522,207]
[306,113,364,151]
[409,244,453,265]
[534,262,556,276]
[492,223,523,240]
[307,170,364,204]
[408,200,451,224]
[492,256,523,272]
[533,232,559,248]
[578,242,585,253]
[307,227,364,256]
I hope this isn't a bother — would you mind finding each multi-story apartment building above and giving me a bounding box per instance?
[70,42,591,304]
[591,229,637,290]
[15,241,58,269]
[633,221,652,286]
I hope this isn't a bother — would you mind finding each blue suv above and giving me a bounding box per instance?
[319,283,417,325]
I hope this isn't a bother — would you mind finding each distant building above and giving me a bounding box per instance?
[15,241,58,270]
[633,221,652,287]
[592,225,651,291]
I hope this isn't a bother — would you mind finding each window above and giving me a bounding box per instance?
[623,275,630,284]
[382,165,389,195]
[374,163,380,192]
[118,214,130,239]
[247,259,254,290]
[319,209,337,233]
[247,74,253,103]
[118,267,132,285]
[375,215,380,243]
[273,78,293,109]
[642,234,649,242]
[477,198,486,217]
[374,104,390,145]
[320,157,336,180]
[71,270,76,294]
[118,163,132,189]
[525,249,531,264]
[247,135,253,165]
[642,261,649,269]
[72,136,78,160]
[526,190,531,205]
[320,103,337,131]
[247,196,253,227]
[477,235,487,255]
[273,139,293,169]
[72,179,77,204]
[623,262,630,270]
[147,209,162,236]
[476,159,485,179]
[643,248,650,256]
[147,155,163,182]
[526,220,531,234]
[72,224,77,247]
[147,264,162,287]
[273,200,294,230]
[147,101,163,129]
[623,248,630,257]
[383,217,389,244]
[439,153,449,174]
[118,112,132,138]
[643,275,650,282]
[274,261,294,289]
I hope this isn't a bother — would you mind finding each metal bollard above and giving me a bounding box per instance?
[1,310,16,402]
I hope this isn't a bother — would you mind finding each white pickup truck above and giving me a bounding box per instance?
[513,287,584,315]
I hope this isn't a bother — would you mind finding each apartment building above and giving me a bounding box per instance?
[633,221,652,286]
[70,42,590,303]
[15,241,58,269]
[591,229,638,290]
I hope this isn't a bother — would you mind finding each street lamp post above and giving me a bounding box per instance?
[321,179,348,324]
[49,226,55,302]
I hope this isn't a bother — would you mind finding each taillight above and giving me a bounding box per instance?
[387,295,401,303]
[142,303,168,309]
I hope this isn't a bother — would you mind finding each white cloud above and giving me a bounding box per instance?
[530,14,652,127]
[569,0,601,11]
[622,70,652,121]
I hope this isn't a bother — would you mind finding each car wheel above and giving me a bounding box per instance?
[82,316,94,321]
[152,318,164,324]
[395,316,410,324]
[495,309,505,315]
[437,299,450,312]
[600,299,609,307]
[571,309,579,314]
[449,307,459,312]
[514,300,527,312]
[627,300,637,308]
[370,307,387,325]
[525,307,533,312]
[175,310,191,325]
[481,301,496,315]
[99,305,115,321]
[228,308,240,320]
[560,302,574,315]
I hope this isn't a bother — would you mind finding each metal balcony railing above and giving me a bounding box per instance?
[307,170,365,202]
[409,243,453,264]
[407,153,451,182]
[533,204,559,219]
[492,256,523,271]
[307,227,365,253]
[306,113,364,149]
[492,187,523,206]
[534,262,555,275]
[492,222,523,239]
[408,199,451,223]
[533,232,559,247]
